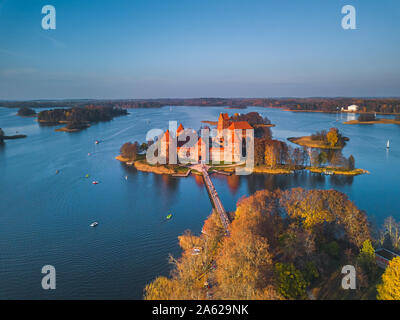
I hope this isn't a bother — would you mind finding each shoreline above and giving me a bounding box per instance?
[283,108,400,116]
[116,155,368,176]
[55,124,91,132]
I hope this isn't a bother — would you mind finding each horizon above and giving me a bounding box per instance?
[0,0,399,99]
[2,96,400,103]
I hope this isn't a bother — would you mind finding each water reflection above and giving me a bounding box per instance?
[226,174,240,194]
[330,175,354,186]
[193,174,205,189]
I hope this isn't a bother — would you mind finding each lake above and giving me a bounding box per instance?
[0,106,399,299]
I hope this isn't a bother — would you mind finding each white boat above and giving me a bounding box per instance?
[90,222,98,227]
[387,140,390,149]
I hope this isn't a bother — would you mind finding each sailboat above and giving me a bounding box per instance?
[387,140,390,149]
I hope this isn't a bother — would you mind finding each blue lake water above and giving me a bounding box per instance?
[0,106,399,299]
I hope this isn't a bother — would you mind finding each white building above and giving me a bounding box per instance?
[341,104,359,112]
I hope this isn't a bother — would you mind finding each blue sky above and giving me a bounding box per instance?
[0,0,399,99]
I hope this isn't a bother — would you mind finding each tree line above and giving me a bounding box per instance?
[3,98,400,114]
[255,137,355,170]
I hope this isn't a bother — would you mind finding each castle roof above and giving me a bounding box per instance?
[177,123,184,134]
[219,113,230,121]
[228,121,253,130]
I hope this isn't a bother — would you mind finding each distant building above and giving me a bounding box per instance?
[341,105,359,112]
[375,248,400,269]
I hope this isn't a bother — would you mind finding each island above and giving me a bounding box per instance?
[37,105,128,132]
[288,128,348,150]
[344,113,400,125]
[0,128,27,142]
[116,113,367,177]
[17,107,36,117]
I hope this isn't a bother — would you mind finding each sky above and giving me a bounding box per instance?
[0,0,399,99]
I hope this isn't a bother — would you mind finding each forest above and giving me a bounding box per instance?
[2,97,400,114]
[144,188,400,300]
[37,105,128,124]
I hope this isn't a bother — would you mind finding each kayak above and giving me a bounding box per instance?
[166,214,172,220]
[85,174,90,178]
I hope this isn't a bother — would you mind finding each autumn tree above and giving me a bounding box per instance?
[326,128,339,147]
[265,140,288,168]
[120,142,139,160]
[377,257,400,300]
[254,138,267,166]
[144,276,178,300]
[215,232,277,299]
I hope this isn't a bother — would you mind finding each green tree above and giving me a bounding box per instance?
[275,263,309,299]
[377,257,400,300]
[357,239,378,280]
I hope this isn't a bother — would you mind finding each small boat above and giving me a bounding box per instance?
[191,247,202,255]
[125,176,128,180]
[387,140,390,149]
[92,181,99,185]
[56,170,59,174]
[166,214,172,220]
[88,153,91,156]
[95,140,100,144]
[90,222,98,227]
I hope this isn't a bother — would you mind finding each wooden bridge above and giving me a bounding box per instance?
[192,164,230,235]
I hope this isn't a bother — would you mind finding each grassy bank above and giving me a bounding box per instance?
[288,136,343,150]
[306,166,369,176]
[344,119,400,125]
